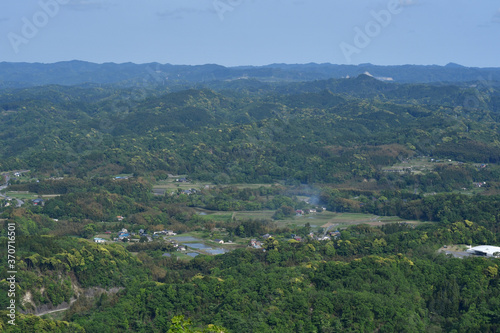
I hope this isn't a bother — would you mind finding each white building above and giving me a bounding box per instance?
[466,245,500,257]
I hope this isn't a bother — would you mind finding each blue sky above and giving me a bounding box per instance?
[1,0,499,67]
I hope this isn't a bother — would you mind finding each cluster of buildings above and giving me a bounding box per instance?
[180,188,197,195]
[110,228,153,242]
[117,228,131,241]
[249,239,263,249]
[248,231,338,248]
[153,229,177,236]
[249,234,272,248]
[93,228,179,244]
[295,208,325,216]
[169,188,198,196]
[308,230,341,241]
[164,239,187,252]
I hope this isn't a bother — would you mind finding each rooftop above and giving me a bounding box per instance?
[466,245,500,257]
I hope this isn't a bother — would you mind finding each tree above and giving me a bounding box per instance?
[81,223,97,239]
[264,237,279,251]
[272,205,295,220]
[168,316,228,333]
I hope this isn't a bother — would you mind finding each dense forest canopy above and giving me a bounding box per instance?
[1,63,500,332]
[0,74,499,183]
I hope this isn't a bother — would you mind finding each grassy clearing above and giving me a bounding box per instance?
[445,188,486,196]
[234,210,376,225]
[274,212,380,229]
[153,183,198,190]
[94,233,114,240]
[40,194,62,198]
[423,187,487,197]
[232,210,420,230]
[166,231,246,252]
[231,183,277,189]
[234,210,276,220]
[5,191,38,200]
[384,156,480,174]
[197,213,233,223]
[175,253,198,260]
[153,180,277,191]
[172,230,208,239]
[4,191,62,200]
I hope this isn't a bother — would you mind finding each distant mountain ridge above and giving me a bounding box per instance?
[0,60,499,87]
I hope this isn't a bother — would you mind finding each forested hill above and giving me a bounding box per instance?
[0,75,499,183]
[3,65,500,332]
[1,61,500,87]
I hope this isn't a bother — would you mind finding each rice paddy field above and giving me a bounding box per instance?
[193,209,420,230]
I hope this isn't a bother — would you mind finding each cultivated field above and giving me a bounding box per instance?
[4,191,62,200]
[193,210,420,230]
[153,178,278,192]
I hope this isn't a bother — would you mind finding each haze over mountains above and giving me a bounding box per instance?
[1,61,500,87]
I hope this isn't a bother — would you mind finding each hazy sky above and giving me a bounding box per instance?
[1,0,499,67]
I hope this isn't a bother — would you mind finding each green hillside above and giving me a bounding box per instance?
[1,71,500,332]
